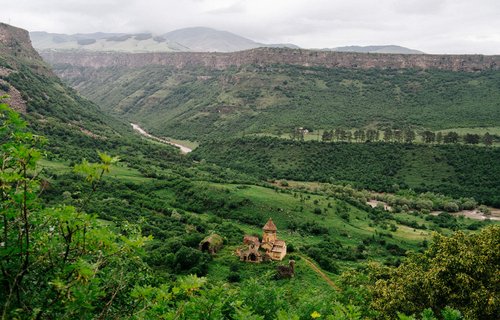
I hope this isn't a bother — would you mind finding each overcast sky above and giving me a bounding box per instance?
[1,0,499,54]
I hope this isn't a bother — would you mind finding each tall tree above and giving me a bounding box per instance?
[443,132,460,143]
[483,132,493,146]
[436,132,443,144]
[463,133,480,144]
[366,129,379,142]
[383,129,393,142]
[421,130,436,144]
[393,130,403,143]
[403,128,416,144]
[0,100,149,319]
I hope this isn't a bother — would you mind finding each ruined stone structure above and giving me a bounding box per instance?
[199,234,223,255]
[276,260,296,279]
[237,218,287,262]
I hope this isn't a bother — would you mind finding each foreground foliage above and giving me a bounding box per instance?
[0,100,149,318]
[370,226,500,319]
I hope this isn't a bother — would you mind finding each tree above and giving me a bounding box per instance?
[463,133,480,145]
[366,129,379,142]
[383,129,393,142]
[403,128,416,144]
[443,132,459,144]
[354,129,365,142]
[335,128,346,141]
[322,130,333,142]
[0,100,150,319]
[420,131,436,144]
[435,132,443,144]
[370,226,500,319]
[483,132,493,146]
[345,131,353,142]
[393,130,403,143]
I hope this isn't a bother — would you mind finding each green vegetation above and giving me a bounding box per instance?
[53,63,500,141]
[371,227,499,319]
[2,97,498,318]
[193,137,500,206]
[2,25,499,318]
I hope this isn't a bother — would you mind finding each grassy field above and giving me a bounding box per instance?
[40,159,151,183]
[436,126,500,135]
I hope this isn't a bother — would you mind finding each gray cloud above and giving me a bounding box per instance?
[0,0,499,54]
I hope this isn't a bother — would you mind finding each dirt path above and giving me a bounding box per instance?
[367,198,500,221]
[299,254,341,291]
[131,123,192,154]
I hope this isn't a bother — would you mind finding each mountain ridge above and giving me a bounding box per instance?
[31,26,422,54]
[328,45,423,54]
[30,27,299,53]
[40,47,500,72]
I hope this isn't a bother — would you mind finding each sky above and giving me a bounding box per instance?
[1,0,499,54]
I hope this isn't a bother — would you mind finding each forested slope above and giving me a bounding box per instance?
[45,50,500,141]
[193,138,500,206]
[0,23,185,164]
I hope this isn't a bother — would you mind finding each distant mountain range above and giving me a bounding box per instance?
[328,45,423,54]
[30,27,298,53]
[30,27,422,54]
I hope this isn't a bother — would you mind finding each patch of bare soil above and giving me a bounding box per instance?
[430,209,500,221]
[0,80,27,114]
[366,199,392,211]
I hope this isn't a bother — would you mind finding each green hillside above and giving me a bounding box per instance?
[51,63,500,141]
[0,23,187,166]
[2,23,499,319]
[193,137,500,206]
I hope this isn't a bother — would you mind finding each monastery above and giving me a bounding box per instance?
[237,218,287,262]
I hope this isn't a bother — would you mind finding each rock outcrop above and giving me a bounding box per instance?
[40,47,499,72]
[0,23,45,62]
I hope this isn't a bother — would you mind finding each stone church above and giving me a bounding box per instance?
[237,218,287,262]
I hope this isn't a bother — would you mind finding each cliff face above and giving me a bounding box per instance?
[40,48,499,72]
[0,23,46,64]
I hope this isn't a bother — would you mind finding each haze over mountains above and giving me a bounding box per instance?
[30,26,422,54]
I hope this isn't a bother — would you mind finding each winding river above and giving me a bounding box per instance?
[131,123,193,154]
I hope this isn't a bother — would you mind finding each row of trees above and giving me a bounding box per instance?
[318,128,496,145]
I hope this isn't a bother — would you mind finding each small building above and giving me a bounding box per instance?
[238,237,263,262]
[237,218,287,262]
[199,234,224,255]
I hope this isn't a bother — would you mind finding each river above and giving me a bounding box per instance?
[131,123,193,154]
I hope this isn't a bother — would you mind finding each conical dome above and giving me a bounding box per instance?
[263,218,277,231]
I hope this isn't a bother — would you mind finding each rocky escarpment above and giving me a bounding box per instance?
[0,23,50,112]
[40,48,499,72]
[0,23,47,65]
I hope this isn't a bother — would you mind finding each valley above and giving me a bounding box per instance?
[131,123,193,153]
[1,21,499,319]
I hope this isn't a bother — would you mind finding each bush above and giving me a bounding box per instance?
[443,201,460,212]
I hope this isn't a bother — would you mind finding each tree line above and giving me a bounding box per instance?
[311,128,497,145]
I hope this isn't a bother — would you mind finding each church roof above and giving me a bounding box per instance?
[263,218,277,231]
[243,235,260,246]
[274,240,286,247]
